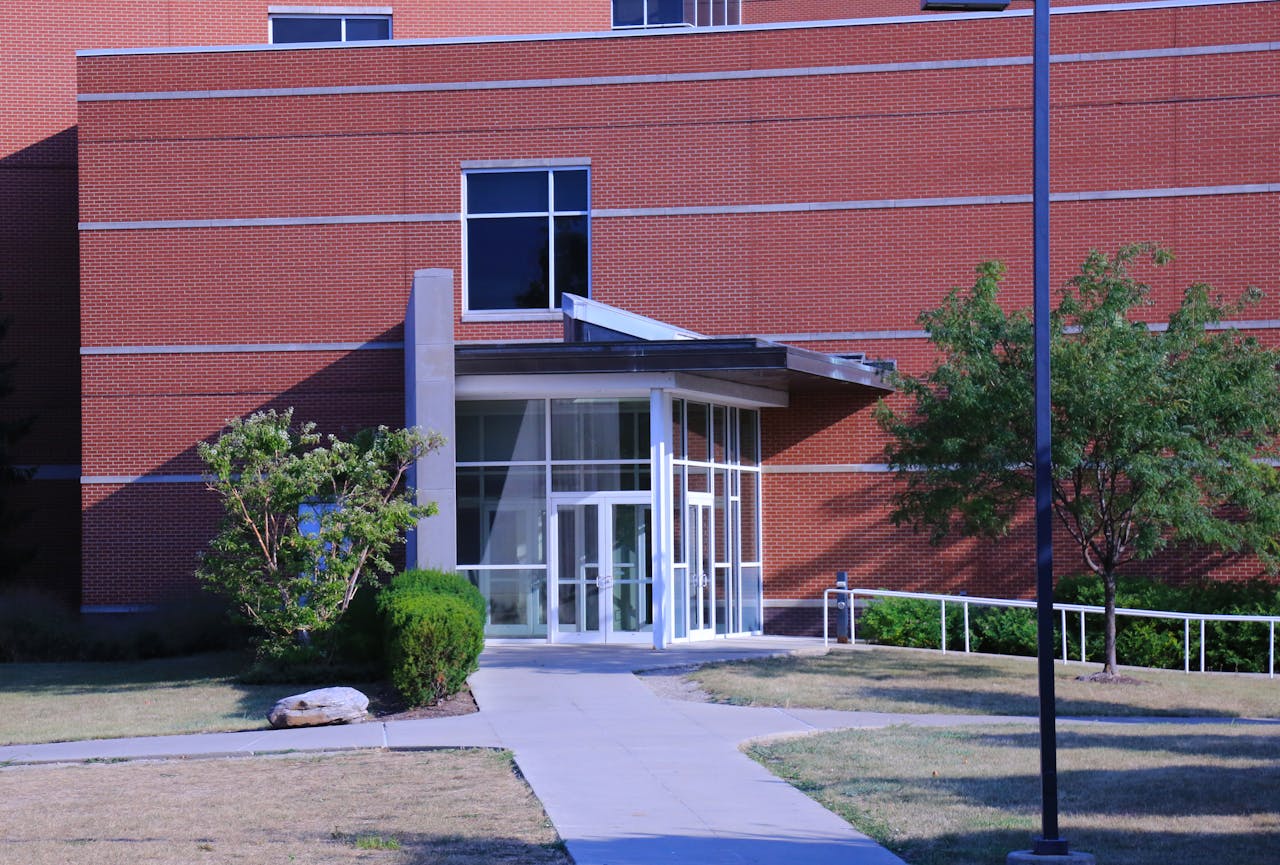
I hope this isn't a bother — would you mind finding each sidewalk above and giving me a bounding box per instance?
[0,637,1033,865]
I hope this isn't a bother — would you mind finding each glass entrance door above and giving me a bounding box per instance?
[686,494,715,638]
[552,496,653,643]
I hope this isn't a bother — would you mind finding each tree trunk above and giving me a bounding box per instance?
[1103,571,1118,676]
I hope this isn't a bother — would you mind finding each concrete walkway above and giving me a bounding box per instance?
[0,637,1041,865]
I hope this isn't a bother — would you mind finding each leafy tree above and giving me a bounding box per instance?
[876,245,1280,676]
[198,409,444,652]
[0,297,34,584]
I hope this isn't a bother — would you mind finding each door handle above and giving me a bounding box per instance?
[597,574,614,589]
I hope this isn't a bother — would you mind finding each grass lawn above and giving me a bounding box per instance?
[748,722,1280,865]
[0,652,380,745]
[690,645,1280,718]
[0,749,570,864]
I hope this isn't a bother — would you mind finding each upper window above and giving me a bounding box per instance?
[464,168,589,314]
[612,0,740,28]
[270,12,391,44]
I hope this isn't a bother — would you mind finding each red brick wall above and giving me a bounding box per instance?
[74,1,1280,607]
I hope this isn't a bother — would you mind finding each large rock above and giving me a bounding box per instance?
[267,687,370,729]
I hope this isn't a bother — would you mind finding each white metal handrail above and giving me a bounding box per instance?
[822,587,1279,678]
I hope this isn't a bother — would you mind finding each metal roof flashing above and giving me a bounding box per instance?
[452,294,894,394]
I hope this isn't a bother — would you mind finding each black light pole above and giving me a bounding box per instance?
[918,0,1079,858]
[1027,0,1068,854]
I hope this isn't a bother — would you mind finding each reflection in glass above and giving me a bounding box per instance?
[738,409,760,465]
[739,472,760,562]
[554,215,589,307]
[612,504,654,633]
[687,402,709,462]
[557,505,601,633]
[551,399,649,461]
[740,565,762,632]
[456,466,546,566]
[464,569,547,636]
[456,400,546,463]
[467,217,549,310]
[552,464,649,493]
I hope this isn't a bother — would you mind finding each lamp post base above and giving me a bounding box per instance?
[1008,850,1096,865]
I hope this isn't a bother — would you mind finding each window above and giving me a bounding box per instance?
[270,11,391,44]
[612,0,740,28]
[464,167,589,313]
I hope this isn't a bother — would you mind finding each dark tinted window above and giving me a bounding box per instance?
[270,15,391,44]
[613,0,645,26]
[554,170,589,211]
[468,171,548,214]
[345,18,391,40]
[272,17,342,43]
[465,168,589,311]
[468,217,550,311]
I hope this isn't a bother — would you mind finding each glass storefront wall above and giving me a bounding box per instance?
[456,395,762,643]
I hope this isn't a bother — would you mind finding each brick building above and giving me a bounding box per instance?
[6,0,1278,644]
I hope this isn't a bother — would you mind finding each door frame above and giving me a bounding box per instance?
[548,491,653,644]
[685,491,716,640]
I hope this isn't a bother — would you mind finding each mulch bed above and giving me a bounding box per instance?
[365,683,479,722]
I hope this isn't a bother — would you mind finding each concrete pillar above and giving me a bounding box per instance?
[405,268,456,572]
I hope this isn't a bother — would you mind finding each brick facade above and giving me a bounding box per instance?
[8,0,1279,617]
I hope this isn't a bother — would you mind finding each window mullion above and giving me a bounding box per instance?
[547,171,557,308]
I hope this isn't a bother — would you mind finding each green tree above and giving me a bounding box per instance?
[198,409,444,652]
[876,245,1280,676]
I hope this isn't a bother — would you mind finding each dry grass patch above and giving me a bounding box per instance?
[0,749,569,865]
[749,722,1280,865]
[0,653,383,745]
[690,646,1280,718]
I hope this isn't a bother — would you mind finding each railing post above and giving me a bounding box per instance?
[1079,610,1085,663]
[1270,621,1275,679]
[940,599,947,653]
[851,592,859,646]
[823,589,830,649]
[1060,608,1067,662]
[964,601,971,654]
[1200,619,1206,673]
[1184,618,1190,674]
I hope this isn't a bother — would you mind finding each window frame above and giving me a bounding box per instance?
[461,164,591,320]
[268,8,393,44]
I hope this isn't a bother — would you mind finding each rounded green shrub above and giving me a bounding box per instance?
[381,592,484,707]
[388,568,486,624]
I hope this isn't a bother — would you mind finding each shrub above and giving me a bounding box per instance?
[0,588,81,662]
[858,597,961,650]
[968,606,1038,657]
[858,577,1279,673]
[0,589,241,663]
[381,592,484,707]
[388,568,486,624]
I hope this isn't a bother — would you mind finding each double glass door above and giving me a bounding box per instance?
[552,495,653,643]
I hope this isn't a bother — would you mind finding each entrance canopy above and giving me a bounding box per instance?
[457,294,893,402]
[449,295,892,648]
